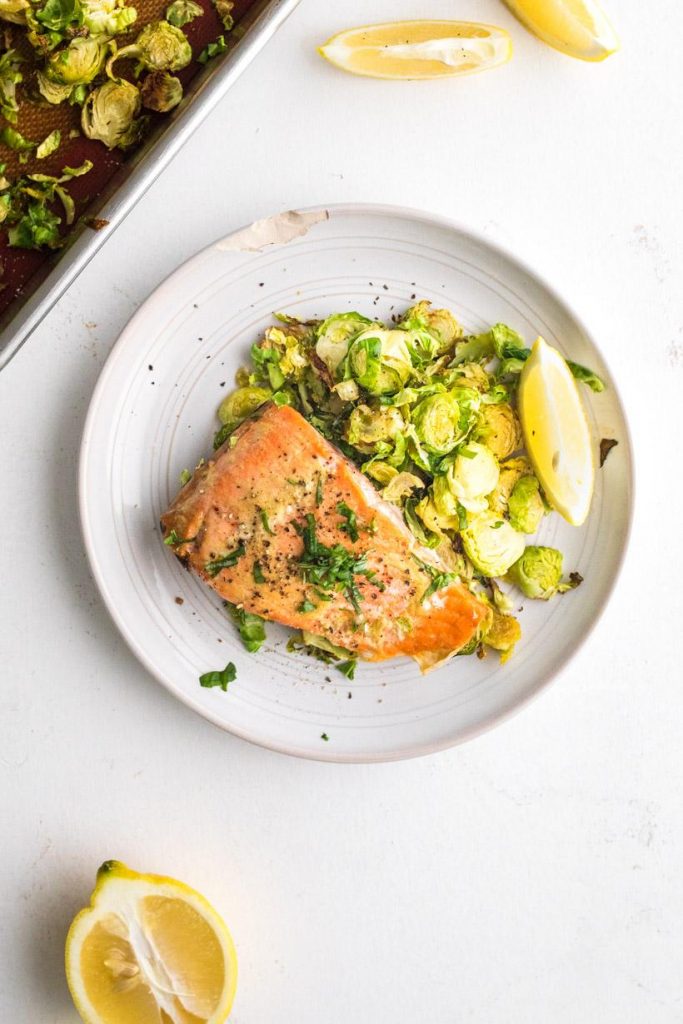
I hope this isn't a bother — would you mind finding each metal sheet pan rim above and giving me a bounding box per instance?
[0,0,301,371]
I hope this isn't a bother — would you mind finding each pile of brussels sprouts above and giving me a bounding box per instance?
[0,0,232,247]
[216,301,601,662]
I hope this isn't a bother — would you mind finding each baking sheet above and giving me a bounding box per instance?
[0,0,300,369]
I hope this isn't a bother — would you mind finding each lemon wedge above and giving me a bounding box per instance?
[518,336,595,526]
[318,21,512,80]
[65,861,237,1024]
[503,0,619,61]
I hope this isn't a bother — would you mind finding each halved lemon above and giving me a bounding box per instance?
[518,336,595,526]
[318,21,512,80]
[503,0,619,61]
[65,861,237,1024]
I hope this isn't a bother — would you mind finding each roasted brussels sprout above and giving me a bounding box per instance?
[484,608,521,662]
[0,49,23,123]
[411,386,480,456]
[446,361,491,393]
[475,402,522,460]
[140,69,182,111]
[107,20,192,77]
[36,71,72,103]
[508,475,545,534]
[398,299,462,353]
[488,456,533,514]
[381,472,423,504]
[0,0,28,23]
[346,403,403,451]
[364,461,398,487]
[433,442,499,516]
[315,312,373,378]
[461,511,525,577]
[260,327,308,382]
[165,0,202,26]
[347,329,413,395]
[218,385,271,431]
[81,79,146,149]
[81,0,137,36]
[46,37,107,85]
[508,546,564,600]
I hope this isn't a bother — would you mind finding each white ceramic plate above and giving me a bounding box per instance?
[80,204,633,762]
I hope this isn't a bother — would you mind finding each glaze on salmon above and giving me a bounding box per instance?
[161,404,488,670]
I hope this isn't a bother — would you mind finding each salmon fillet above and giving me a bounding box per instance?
[161,404,488,669]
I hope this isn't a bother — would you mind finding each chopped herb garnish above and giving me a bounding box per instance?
[491,521,504,530]
[164,529,196,546]
[260,509,274,535]
[315,473,324,507]
[252,561,265,584]
[297,599,317,613]
[337,659,356,680]
[456,502,468,532]
[296,513,376,613]
[321,732,329,742]
[199,661,236,690]
[179,468,192,486]
[226,603,266,653]
[337,501,359,542]
[205,542,245,577]
[414,557,458,604]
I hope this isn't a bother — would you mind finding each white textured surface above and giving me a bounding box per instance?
[0,0,681,1019]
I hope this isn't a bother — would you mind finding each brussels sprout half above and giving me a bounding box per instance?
[461,511,525,578]
[315,312,374,379]
[397,299,463,354]
[46,37,107,85]
[508,475,545,534]
[107,20,192,77]
[507,546,564,600]
[81,79,146,149]
[140,70,182,111]
[347,329,414,396]
[411,386,480,456]
[434,442,499,516]
[346,403,403,452]
[218,385,271,432]
[475,402,522,461]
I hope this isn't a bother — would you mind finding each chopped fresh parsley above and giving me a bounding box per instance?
[252,561,266,584]
[296,513,377,613]
[315,473,324,507]
[456,502,468,532]
[199,662,236,691]
[337,501,359,542]
[414,557,458,604]
[226,603,266,653]
[179,468,192,486]
[491,521,504,530]
[205,542,245,577]
[260,509,274,535]
[164,529,196,547]
[298,599,317,614]
[337,659,356,680]
[321,732,329,742]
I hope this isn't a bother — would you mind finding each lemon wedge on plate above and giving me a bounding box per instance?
[318,21,512,80]
[518,336,595,526]
[65,861,237,1024]
[503,0,619,61]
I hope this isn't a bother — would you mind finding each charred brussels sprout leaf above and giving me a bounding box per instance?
[226,602,266,653]
[140,70,182,111]
[7,200,60,248]
[36,128,61,158]
[0,49,23,123]
[82,79,146,149]
[212,0,233,29]
[599,438,618,467]
[566,359,605,393]
[81,0,137,37]
[0,124,35,152]
[198,33,227,64]
[108,21,192,77]
[508,545,564,600]
[165,0,202,25]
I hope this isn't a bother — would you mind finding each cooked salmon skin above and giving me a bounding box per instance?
[161,404,488,669]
